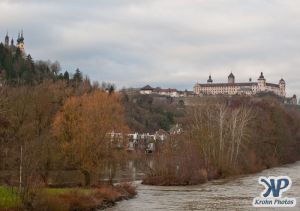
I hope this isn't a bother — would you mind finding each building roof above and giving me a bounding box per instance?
[228,72,235,78]
[197,82,280,88]
[153,87,161,92]
[266,83,279,88]
[258,72,265,80]
[196,82,280,88]
[156,129,169,136]
[279,78,285,83]
[141,85,154,90]
[207,75,213,83]
[198,82,257,87]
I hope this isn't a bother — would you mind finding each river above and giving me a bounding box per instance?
[108,161,300,210]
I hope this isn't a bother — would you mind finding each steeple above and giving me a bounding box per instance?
[5,31,9,47]
[17,30,24,44]
[21,29,24,40]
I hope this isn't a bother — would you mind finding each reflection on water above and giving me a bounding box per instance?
[108,161,300,211]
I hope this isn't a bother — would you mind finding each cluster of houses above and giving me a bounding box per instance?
[109,124,183,153]
[139,85,194,98]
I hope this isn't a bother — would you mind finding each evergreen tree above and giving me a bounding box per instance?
[63,71,69,81]
[108,84,115,95]
[57,73,64,80]
[72,68,83,83]
[23,54,36,84]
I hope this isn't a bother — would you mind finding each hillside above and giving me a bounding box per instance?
[120,92,185,133]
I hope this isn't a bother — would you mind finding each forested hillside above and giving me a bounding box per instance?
[0,43,84,85]
[120,93,185,133]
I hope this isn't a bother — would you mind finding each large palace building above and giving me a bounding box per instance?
[193,72,286,97]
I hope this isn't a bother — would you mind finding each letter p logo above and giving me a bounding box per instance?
[259,176,292,198]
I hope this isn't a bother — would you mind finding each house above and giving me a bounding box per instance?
[154,129,169,141]
[140,85,154,95]
[140,85,185,98]
[158,88,179,97]
[170,124,183,135]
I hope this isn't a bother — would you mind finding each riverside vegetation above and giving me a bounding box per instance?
[142,96,300,185]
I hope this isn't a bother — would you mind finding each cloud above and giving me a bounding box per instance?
[0,0,299,98]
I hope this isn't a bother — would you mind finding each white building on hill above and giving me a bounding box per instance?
[193,72,286,97]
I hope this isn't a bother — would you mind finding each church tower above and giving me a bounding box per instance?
[279,78,286,97]
[16,30,25,53]
[257,72,266,92]
[4,32,9,47]
[228,72,235,84]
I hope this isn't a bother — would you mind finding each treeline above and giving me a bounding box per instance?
[143,96,300,185]
[0,43,87,86]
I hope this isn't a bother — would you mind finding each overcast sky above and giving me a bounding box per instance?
[0,0,299,97]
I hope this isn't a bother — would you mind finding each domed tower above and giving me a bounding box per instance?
[228,72,235,84]
[207,74,213,84]
[16,30,25,53]
[257,72,266,92]
[4,32,9,47]
[279,78,286,97]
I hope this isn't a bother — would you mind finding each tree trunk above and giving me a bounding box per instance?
[19,145,23,191]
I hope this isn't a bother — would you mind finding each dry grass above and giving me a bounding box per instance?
[29,183,137,210]
[0,183,137,210]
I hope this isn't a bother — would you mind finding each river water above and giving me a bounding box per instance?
[108,161,300,211]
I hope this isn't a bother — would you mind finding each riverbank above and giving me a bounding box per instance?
[0,183,137,210]
[108,162,300,211]
[142,160,300,186]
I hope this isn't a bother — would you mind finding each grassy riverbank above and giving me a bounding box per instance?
[0,183,136,210]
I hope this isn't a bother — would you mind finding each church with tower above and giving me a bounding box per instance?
[3,30,25,53]
[193,72,286,97]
